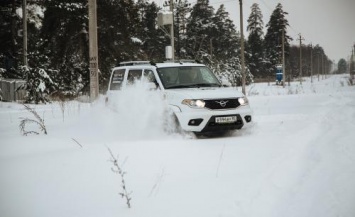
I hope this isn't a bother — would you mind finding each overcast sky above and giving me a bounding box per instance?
[154,0,355,63]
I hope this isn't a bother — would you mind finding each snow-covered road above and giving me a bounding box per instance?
[1,74,355,217]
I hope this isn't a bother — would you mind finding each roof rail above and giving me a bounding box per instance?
[119,61,150,66]
[180,59,197,63]
[163,59,198,64]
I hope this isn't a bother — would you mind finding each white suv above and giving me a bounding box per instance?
[106,61,252,135]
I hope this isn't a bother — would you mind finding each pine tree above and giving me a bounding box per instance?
[264,3,291,75]
[214,5,254,86]
[40,1,87,66]
[174,0,191,59]
[209,5,240,86]
[136,0,165,61]
[0,0,43,78]
[212,5,239,60]
[246,3,265,78]
[185,0,215,60]
[97,0,142,87]
[38,0,146,94]
[1,1,19,77]
[337,59,347,74]
[40,1,89,96]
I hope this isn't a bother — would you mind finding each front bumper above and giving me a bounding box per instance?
[174,106,253,133]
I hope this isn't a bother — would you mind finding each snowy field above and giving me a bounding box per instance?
[1,74,355,217]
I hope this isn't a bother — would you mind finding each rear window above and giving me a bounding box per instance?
[110,69,125,90]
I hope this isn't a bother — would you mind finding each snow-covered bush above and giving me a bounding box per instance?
[0,68,5,78]
[17,66,57,104]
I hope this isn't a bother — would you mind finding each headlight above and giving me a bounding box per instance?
[182,99,205,108]
[238,96,249,106]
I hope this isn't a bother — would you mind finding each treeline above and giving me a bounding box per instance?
[246,3,332,80]
[0,0,332,102]
[289,44,333,79]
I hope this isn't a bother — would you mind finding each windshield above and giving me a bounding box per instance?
[157,66,221,89]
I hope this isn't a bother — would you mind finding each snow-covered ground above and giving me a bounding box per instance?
[1,74,355,217]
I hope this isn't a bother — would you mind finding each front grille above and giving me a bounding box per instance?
[204,98,240,110]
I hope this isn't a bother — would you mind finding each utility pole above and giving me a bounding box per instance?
[169,0,175,61]
[348,52,352,77]
[88,0,99,101]
[297,34,304,84]
[318,50,320,81]
[239,0,246,95]
[22,0,28,66]
[321,53,324,79]
[350,48,354,79]
[352,44,355,79]
[310,43,313,83]
[282,29,286,87]
[163,0,175,60]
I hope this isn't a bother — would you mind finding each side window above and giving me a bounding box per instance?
[143,69,156,83]
[127,69,143,85]
[144,69,159,89]
[110,69,125,90]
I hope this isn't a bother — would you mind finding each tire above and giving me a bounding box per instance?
[164,111,182,134]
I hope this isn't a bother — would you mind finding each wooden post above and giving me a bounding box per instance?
[169,0,175,61]
[282,29,286,87]
[239,0,246,95]
[88,0,99,101]
[22,0,27,66]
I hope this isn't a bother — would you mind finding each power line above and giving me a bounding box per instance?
[259,0,272,12]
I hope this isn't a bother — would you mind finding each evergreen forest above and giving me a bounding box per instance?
[0,0,333,103]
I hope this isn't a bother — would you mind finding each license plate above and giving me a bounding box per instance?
[215,116,237,123]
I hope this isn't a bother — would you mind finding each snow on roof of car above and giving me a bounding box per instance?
[155,62,205,68]
[112,61,205,70]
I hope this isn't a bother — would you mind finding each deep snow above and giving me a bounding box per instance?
[1,74,355,217]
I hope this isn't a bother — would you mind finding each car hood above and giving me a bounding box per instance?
[164,87,245,100]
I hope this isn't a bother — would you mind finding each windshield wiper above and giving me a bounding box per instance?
[165,84,195,89]
[194,83,221,87]
[166,83,221,89]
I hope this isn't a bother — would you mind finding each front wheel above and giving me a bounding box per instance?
[164,111,196,138]
[164,110,183,134]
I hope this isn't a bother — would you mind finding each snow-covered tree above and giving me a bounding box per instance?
[0,1,21,74]
[207,5,252,86]
[136,0,165,61]
[0,0,43,79]
[264,3,291,75]
[96,0,144,88]
[337,59,347,74]
[185,0,215,60]
[173,0,191,59]
[212,5,239,60]
[246,3,266,78]
[40,1,89,95]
